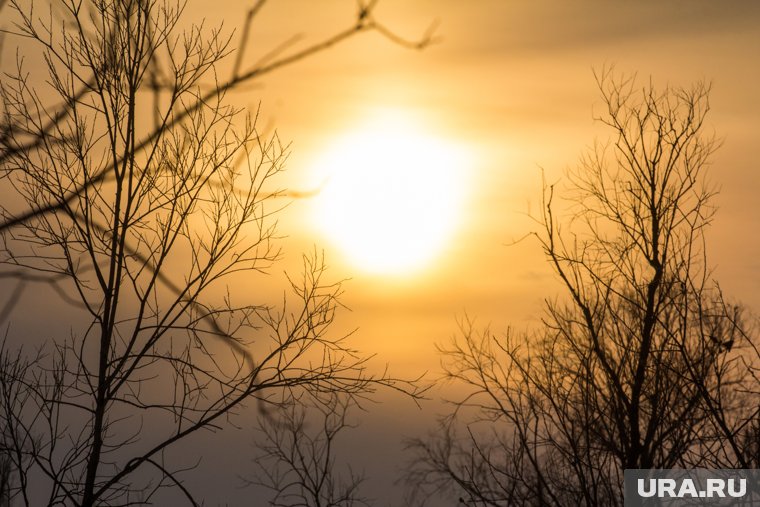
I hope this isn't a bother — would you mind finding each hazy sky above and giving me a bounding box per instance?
[4,1,760,505]
[201,2,760,503]
[230,0,760,372]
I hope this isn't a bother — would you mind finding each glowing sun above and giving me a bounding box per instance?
[311,112,467,275]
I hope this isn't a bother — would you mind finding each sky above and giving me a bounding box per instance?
[233,0,760,375]
[196,1,760,503]
[3,1,760,505]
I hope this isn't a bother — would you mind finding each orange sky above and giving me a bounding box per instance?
[198,0,760,373]
[4,1,760,504]
[199,2,760,501]
[112,2,760,502]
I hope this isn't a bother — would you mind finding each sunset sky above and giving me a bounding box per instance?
[3,0,760,505]
[205,1,760,503]
[231,1,760,376]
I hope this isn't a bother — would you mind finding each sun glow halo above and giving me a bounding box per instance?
[311,113,467,275]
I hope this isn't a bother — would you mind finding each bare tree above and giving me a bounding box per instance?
[0,0,438,313]
[0,1,429,505]
[406,70,756,506]
[249,394,368,507]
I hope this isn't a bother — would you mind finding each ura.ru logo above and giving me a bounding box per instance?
[637,478,746,499]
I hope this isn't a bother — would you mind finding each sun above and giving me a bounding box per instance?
[310,111,468,275]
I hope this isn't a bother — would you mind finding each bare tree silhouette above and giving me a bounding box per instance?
[0,0,438,320]
[406,69,757,506]
[0,0,431,505]
[249,394,369,507]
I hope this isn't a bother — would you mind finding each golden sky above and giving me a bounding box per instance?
[168,2,760,501]
[193,3,760,501]
[3,0,760,504]
[196,0,760,371]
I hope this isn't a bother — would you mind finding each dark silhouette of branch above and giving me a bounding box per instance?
[248,394,370,507]
[0,1,428,505]
[0,0,438,234]
[406,69,758,506]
